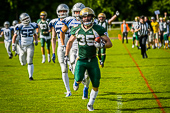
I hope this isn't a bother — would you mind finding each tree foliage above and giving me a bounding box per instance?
[0,0,170,26]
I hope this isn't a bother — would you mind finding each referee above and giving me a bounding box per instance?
[136,15,150,58]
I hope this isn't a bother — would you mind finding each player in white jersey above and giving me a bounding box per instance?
[11,20,20,56]
[50,4,71,97]
[12,13,38,81]
[60,3,91,99]
[0,21,13,59]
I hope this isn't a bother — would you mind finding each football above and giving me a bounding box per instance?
[95,36,101,43]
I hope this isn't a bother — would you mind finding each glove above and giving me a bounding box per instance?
[61,45,66,52]
[0,35,2,38]
[35,40,38,46]
[12,43,16,51]
[94,39,105,48]
[52,53,55,63]
[115,11,119,16]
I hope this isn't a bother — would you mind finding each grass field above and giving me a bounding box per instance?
[0,38,170,113]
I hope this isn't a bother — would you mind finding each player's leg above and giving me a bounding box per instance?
[100,48,106,68]
[70,48,78,74]
[46,38,51,63]
[74,59,86,91]
[97,48,101,63]
[57,46,71,97]
[6,40,13,59]
[40,38,46,63]
[19,46,27,66]
[27,44,34,80]
[132,36,135,48]
[82,71,91,99]
[86,57,101,111]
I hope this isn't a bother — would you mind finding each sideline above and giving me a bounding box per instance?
[123,43,165,113]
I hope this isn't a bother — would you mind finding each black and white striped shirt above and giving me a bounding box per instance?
[137,22,149,36]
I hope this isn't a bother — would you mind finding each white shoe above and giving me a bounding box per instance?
[87,104,94,111]
[132,44,134,48]
[65,92,71,97]
[42,58,45,63]
[48,55,51,63]
[73,80,79,91]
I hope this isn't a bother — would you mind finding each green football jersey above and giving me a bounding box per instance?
[97,20,108,31]
[37,19,51,36]
[71,24,107,59]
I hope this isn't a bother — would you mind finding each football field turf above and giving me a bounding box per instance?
[0,39,170,113]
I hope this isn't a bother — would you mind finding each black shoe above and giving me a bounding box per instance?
[15,53,18,56]
[142,55,145,59]
[29,77,33,81]
[144,53,148,58]
[9,53,13,59]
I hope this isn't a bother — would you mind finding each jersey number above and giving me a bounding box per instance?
[21,29,34,37]
[5,32,10,37]
[77,34,94,46]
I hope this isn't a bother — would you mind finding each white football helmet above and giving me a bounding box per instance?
[12,20,18,26]
[56,4,69,18]
[4,21,10,28]
[72,3,85,20]
[19,13,31,25]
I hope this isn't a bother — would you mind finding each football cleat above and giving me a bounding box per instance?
[65,92,72,97]
[132,44,134,48]
[73,80,79,91]
[9,53,13,59]
[42,57,46,63]
[52,53,55,63]
[100,61,104,68]
[82,87,88,99]
[29,77,33,81]
[87,104,94,111]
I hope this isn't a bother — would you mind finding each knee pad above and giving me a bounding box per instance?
[60,63,68,73]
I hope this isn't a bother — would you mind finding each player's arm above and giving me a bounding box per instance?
[60,24,69,46]
[0,31,3,37]
[12,33,17,44]
[51,27,56,54]
[65,35,76,56]
[108,11,119,25]
[101,35,112,48]
[36,25,40,35]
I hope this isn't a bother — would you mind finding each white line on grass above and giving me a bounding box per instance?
[116,95,123,113]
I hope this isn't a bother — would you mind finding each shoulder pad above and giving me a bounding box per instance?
[15,24,24,30]
[37,19,41,23]
[30,22,38,28]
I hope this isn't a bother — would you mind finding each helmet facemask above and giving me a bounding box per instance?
[4,21,10,28]
[57,10,68,19]
[82,15,94,26]
[98,16,105,22]
[20,13,31,26]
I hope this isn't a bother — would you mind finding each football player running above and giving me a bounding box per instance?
[96,11,119,67]
[49,4,72,97]
[64,7,112,111]
[0,21,13,59]
[12,13,38,81]
[60,3,91,99]
[37,11,51,63]
[11,20,20,56]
